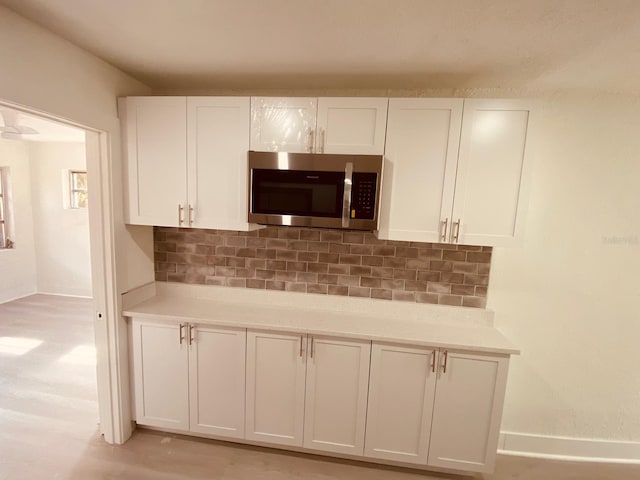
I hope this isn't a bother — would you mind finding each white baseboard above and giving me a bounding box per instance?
[37,291,93,299]
[0,288,37,304]
[499,431,640,464]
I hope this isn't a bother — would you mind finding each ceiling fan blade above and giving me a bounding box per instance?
[1,131,23,141]
[17,126,39,135]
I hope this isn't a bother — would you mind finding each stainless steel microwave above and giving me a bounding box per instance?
[248,151,383,230]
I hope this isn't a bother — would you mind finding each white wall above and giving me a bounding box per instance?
[29,141,92,297]
[0,6,154,294]
[488,92,640,444]
[0,139,37,303]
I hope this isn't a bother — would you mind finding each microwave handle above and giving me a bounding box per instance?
[342,162,354,228]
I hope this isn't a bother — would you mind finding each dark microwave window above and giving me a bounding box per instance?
[252,169,345,218]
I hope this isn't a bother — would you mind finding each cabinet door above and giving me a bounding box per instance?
[131,319,189,430]
[122,97,187,226]
[428,350,509,473]
[364,343,437,464]
[187,97,253,231]
[316,98,388,154]
[189,325,246,438]
[451,99,533,246]
[378,98,463,242]
[245,330,306,446]
[303,336,371,456]
[250,97,317,152]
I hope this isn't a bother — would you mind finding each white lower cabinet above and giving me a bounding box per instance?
[303,336,371,455]
[188,325,246,438]
[245,331,371,455]
[131,319,511,475]
[132,320,190,430]
[365,344,509,473]
[131,319,246,437]
[245,330,307,446]
[364,343,437,464]
[428,350,509,473]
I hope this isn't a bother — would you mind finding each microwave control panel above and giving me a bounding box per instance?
[350,172,378,220]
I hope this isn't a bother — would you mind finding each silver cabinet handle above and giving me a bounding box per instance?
[442,350,448,374]
[188,325,195,345]
[440,218,448,242]
[318,128,325,154]
[452,219,461,243]
[179,324,185,344]
[431,350,436,373]
[178,204,184,226]
[310,336,314,359]
[307,128,315,153]
[299,335,304,357]
[188,205,194,226]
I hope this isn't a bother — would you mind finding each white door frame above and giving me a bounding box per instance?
[0,99,124,443]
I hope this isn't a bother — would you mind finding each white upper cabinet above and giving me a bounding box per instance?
[316,97,388,154]
[365,343,437,465]
[187,97,252,231]
[451,99,533,246]
[428,350,509,473]
[121,96,254,230]
[378,98,533,247]
[250,97,388,154]
[122,97,187,226]
[378,98,463,242]
[303,336,371,456]
[250,97,318,153]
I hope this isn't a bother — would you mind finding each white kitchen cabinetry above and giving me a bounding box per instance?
[126,305,515,475]
[245,330,371,454]
[450,99,533,246]
[378,98,463,243]
[365,344,509,473]
[245,330,307,446]
[250,97,317,153]
[188,325,246,438]
[131,319,190,430]
[122,96,187,227]
[379,98,532,247]
[131,319,246,437]
[316,97,389,155]
[364,343,437,465]
[250,97,388,154]
[187,97,252,231]
[428,350,509,473]
[303,335,371,455]
[121,96,254,230]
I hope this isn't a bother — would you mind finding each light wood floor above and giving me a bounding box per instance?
[1,294,639,479]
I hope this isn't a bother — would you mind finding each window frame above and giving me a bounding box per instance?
[69,170,88,209]
[0,167,12,249]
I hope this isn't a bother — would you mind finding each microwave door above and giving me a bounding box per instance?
[251,169,345,226]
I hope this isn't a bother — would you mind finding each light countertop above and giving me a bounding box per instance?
[123,283,519,355]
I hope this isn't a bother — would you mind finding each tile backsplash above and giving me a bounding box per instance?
[154,226,491,308]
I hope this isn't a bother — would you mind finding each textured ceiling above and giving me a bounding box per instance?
[2,0,640,92]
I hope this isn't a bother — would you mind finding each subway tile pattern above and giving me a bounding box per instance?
[154,226,492,308]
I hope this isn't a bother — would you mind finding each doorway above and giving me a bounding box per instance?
[0,100,120,445]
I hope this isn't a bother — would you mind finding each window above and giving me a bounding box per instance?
[69,170,88,209]
[0,167,13,249]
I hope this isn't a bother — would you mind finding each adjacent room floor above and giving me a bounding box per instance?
[1,294,639,480]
